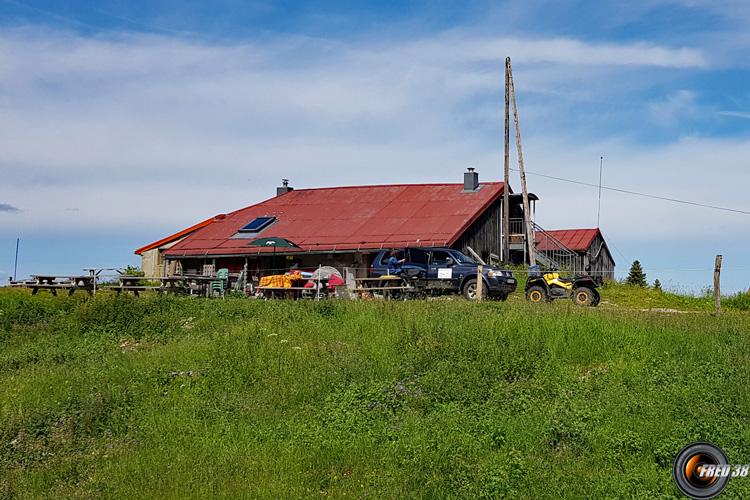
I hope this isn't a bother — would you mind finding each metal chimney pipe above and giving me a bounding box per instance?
[463,167,479,191]
[276,178,293,196]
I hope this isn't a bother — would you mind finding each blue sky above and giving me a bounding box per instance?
[1,0,749,292]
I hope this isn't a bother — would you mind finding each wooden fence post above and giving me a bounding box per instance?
[714,255,722,316]
[476,265,483,301]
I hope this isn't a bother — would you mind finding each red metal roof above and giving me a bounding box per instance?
[536,228,600,252]
[162,182,505,258]
[134,216,216,255]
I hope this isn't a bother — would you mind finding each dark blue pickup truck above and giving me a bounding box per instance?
[370,247,517,300]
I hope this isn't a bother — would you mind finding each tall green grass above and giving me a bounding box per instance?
[1,289,749,498]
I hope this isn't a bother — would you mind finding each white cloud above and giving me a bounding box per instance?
[0,26,723,242]
[647,90,700,127]
[656,0,750,23]
[0,30,493,181]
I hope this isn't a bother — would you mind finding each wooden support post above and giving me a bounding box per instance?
[507,59,535,266]
[466,246,486,265]
[502,57,511,263]
[476,265,483,301]
[316,264,322,301]
[714,255,722,316]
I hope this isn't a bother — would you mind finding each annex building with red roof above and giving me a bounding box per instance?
[536,228,615,280]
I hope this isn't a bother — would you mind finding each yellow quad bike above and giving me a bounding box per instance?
[525,267,601,307]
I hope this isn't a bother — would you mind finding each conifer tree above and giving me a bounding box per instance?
[653,279,662,291]
[626,260,647,287]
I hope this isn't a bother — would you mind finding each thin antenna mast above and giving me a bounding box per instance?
[597,156,603,228]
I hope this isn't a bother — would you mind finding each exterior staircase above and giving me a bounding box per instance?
[532,221,585,274]
[507,218,584,274]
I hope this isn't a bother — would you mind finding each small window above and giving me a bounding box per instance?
[239,216,276,233]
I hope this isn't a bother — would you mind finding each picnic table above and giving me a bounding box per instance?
[181,275,220,297]
[352,276,416,299]
[158,276,189,294]
[107,275,160,297]
[256,275,334,300]
[102,274,226,297]
[28,275,95,296]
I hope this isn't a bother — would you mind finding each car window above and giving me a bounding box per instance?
[379,250,404,265]
[430,250,453,266]
[406,248,428,265]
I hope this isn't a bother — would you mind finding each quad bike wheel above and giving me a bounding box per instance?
[591,289,601,307]
[462,278,487,301]
[572,287,595,306]
[526,286,548,304]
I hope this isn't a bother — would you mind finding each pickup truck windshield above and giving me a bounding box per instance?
[451,251,477,264]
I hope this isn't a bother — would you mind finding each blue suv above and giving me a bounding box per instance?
[370,247,517,300]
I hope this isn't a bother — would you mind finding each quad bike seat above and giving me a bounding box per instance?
[543,272,572,283]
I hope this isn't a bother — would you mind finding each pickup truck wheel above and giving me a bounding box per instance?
[462,278,487,300]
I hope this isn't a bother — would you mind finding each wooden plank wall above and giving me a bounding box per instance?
[585,234,615,280]
[452,199,502,262]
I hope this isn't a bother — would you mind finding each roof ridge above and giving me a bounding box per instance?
[290,181,502,192]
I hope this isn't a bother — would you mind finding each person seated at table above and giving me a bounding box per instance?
[386,249,405,276]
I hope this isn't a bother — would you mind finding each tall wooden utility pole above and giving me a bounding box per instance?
[507,59,536,266]
[502,58,511,263]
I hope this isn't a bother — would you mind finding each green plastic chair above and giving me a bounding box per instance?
[211,268,229,297]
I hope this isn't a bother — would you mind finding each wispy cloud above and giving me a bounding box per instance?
[718,110,750,120]
[655,0,750,24]
[648,90,700,127]
[0,203,20,213]
[0,27,720,238]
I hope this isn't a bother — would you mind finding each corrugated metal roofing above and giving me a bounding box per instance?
[163,182,505,257]
[134,216,216,255]
[536,228,600,252]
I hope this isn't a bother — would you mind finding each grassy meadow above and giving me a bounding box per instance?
[1,284,750,498]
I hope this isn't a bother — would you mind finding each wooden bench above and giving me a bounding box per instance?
[29,283,74,296]
[106,285,162,297]
[353,286,412,291]
[256,286,309,299]
[25,275,95,296]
